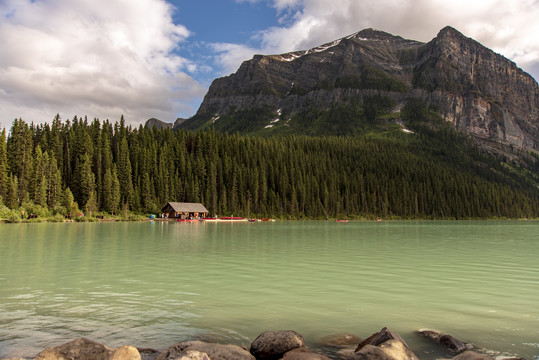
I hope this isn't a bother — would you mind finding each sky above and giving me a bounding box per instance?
[1,0,539,130]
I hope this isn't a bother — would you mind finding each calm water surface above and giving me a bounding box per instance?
[1,221,538,359]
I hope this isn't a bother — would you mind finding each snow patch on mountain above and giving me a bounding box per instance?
[279,39,342,62]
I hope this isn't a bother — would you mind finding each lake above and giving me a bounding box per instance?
[1,220,538,359]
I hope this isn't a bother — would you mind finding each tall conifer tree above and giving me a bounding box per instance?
[0,128,8,201]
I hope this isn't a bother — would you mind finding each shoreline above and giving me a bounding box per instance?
[1,216,538,224]
[0,328,523,360]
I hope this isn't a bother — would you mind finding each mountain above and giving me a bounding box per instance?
[145,118,172,130]
[145,117,187,130]
[170,26,538,157]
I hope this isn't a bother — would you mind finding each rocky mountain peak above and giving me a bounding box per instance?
[436,25,465,39]
[172,26,539,157]
[352,28,406,42]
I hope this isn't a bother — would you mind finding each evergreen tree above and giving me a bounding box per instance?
[0,128,8,200]
[31,146,48,206]
[117,137,133,208]
[62,187,79,215]
[110,165,121,215]
[5,174,18,209]
[47,153,63,209]
[7,119,34,203]
[85,191,98,217]
[141,172,156,212]
[78,153,96,207]
[102,168,113,213]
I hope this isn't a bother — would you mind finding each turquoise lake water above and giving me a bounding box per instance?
[0,220,538,359]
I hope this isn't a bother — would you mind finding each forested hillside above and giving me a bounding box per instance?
[1,112,538,221]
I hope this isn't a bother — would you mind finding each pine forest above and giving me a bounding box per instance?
[0,113,538,222]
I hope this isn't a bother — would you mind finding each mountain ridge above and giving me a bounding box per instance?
[148,26,539,157]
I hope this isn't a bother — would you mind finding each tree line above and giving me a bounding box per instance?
[0,114,538,220]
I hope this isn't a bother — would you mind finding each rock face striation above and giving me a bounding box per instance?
[176,26,538,154]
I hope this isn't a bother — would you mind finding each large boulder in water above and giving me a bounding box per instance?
[34,338,115,360]
[34,339,141,360]
[155,341,254,360]
[250,330,304,360]
[175,349,210,360]
[110,346,142,360]
[352,340,419,360]
[355,328,411,352]
[417,329,473,353]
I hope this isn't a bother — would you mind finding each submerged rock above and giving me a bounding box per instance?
[156,341,254,360]
[440,334,472,353]
[137,348,160,360]
[417,329,473,353]
[281,347,332,360]
[34,339,142,360]
[250,330,304,360]
[316,333,362,347]
[450,351,494,360]
[352,340,419,360]
[355,328,411,352]
[34,338,115,360]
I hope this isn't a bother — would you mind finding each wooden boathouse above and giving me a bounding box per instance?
[161,202,209,220]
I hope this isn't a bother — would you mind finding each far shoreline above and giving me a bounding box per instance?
[1,215,538,224]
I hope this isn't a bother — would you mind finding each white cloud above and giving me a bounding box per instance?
[215,0,539,82]
[0,0,206,130]
[211,43,260,76]
[2,0,538,132]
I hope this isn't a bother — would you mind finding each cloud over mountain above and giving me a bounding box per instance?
[224,0,539,81]
[1,0,537,130]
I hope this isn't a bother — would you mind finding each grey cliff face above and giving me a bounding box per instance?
[196,29,422,116]
[185,26,539,153]
[413,26,539,150]
[145,118,173,130]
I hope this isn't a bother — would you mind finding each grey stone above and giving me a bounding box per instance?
[156,341,254,360]
[110,346,141,360]
[34,338,114,360]
[352,340,419,360]
[250,331,304,360]
[355,328,410,352]
[417,329,473,353]
[450,351,495,360]
[281,347,331,360]
[177,350,210,360]
[316,333,361,347]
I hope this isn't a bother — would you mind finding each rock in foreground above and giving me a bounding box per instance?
[417,329,473,353]
[352,339,419,360]
[156,341,254,360]
[250,330,305,360]
[355,327,411,352]
[281,347,332,360]
[34,338,141,360]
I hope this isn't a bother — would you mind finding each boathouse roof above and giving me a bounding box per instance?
[162,202,209,213]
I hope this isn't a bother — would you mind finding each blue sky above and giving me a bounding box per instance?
[1,0,538,130]
[174,1,279,46]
